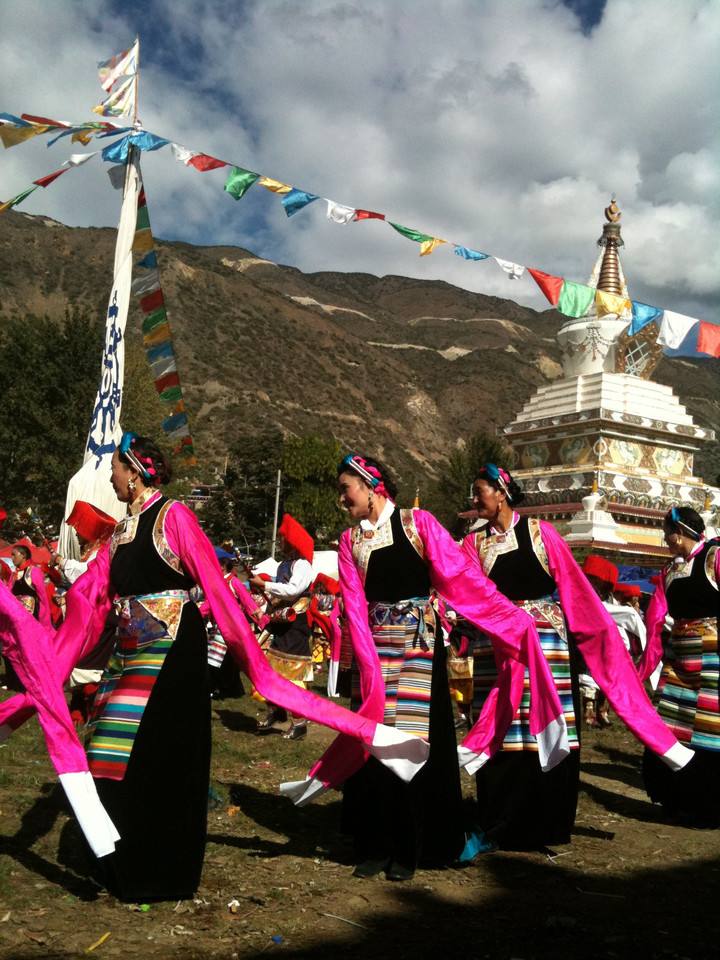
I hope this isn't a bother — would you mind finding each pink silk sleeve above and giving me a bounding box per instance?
[31,566,53,630]
[0,547,114,734]
[305,528,389,785]
[228,575,268,628]
[638,573,668,682]
[541,521,679,757]
[0,579,89,774]
[163,503,379,764]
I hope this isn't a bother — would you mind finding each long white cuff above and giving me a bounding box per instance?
[279,776,328,807]
[367,724,429,782]
[326,660,339,699]
[58,771,120,858]
[457,745,489,776]
[661,741,694,771]
[536,715,570,771]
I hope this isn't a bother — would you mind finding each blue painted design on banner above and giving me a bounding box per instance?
[86,292,123,466]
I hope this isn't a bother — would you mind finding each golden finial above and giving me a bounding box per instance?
[604,197,621,223]
[413,487,421,509]
[591,477,599,494]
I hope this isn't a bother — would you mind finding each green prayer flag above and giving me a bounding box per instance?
[135,204,150,231]
[558,280,595,319]
[159,385,183,403]
[225,167,260,200]
[142,308,167,333]
[389,222,433,244]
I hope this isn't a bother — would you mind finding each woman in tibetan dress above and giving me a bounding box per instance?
[292,453,572,881]
[639,506,720,824]
[462,464,694,850]
[0,435,432,902]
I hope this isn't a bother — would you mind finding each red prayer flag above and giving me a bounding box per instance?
[354,209,385,221]
[187,154,227,172]
[33,168,68,188]
[21,114,71,128]
[140,289,165,313]
[156,371,180,392]
[697,321,720,358]
[528,268,564,306]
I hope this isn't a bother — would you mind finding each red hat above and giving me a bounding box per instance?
[313,572,340,595]
[0,507,7,529]
[66,501,117,543]
[615,582,642,598]
[278,514,314,562]
[0,560,11,584]
[582,555,618,588]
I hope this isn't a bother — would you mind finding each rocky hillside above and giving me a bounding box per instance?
[1,209,718,489]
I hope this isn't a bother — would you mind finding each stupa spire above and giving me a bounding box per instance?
[596,197,624,296]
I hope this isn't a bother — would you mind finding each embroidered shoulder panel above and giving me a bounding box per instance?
[705,545,718,590]
[400,509,425,560]
[153,500,183,574]
[476,526,518,576]
[529,518,551,576]
[665,556,694,588]
[109,515,139,560]
[351,521,394,586]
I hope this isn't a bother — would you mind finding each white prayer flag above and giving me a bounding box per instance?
[98,39,139,93]
[657,310,698,349]
[171,143,197,165]
[494,257,525,280]
[325,200,356,224]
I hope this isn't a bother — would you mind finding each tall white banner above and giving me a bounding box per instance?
[58,153,141,557]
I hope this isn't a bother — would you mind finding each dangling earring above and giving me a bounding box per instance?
[128,479,136,493]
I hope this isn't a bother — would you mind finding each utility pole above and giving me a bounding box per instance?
[270,469,282,559]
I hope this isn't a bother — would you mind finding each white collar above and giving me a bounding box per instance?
[360,500,395,532]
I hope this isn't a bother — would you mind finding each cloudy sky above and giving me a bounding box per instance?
[2,0,718,320]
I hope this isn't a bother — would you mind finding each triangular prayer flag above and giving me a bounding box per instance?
[697,322,720,358]
[528,268,563,306]
[102,135,132,163]
[419,237,446,256]
[130,132,169,153]
[71,130,94,145]
[187,153,227,172]
[98,40,139,93]
[93,74,136,118]
[454,246,489,261]
[629,301,663,335]
[225,167,259,200]
[657,310,699,349]
[389,222,433,244]
[494,258,525,280]
[33,167,69,188]
[595,289,631,317]
[258,176,292,194]
[66,152,99,167]
[354,209,385,221]
[557,280,595,319]
[282,189,319,217]
[171,143,197,165]
[0,184,39,214]
[0,122,49,149]
[325,200,355,224]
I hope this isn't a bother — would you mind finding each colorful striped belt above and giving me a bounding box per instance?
[368,596,432,643]
[114,589,190,617]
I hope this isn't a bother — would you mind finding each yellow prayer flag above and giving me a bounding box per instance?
[132,228,154,253]
[595,289,631,317]
[143,322,172,346]
[71,130,94,145]
[258,177,292,194]
[0,124,49,149]
[419,237,446,257]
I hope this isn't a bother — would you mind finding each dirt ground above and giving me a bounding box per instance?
[0,688,718,960]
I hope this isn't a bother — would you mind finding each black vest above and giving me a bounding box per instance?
[110,496,194,596]
[364,509,431,603]
[476,516,556,601]
[665,540,719,621]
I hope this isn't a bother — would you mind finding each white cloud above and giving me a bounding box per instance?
[1,0,717,320]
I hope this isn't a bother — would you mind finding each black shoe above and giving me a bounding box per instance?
[386,862,415,882]
[352,859,387,879]
[282,723,307,741]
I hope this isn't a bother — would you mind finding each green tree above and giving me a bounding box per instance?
[426,430,511,533]
[282,435,345,544]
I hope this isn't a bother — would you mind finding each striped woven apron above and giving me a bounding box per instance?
[87,589,189,780]
[472,598,579,751]
[353,596,436,738]
[656,616,720,751]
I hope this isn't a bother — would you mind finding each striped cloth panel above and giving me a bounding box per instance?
[472,599,579,752]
